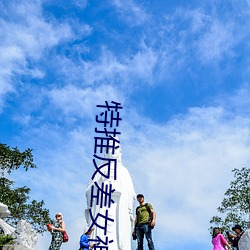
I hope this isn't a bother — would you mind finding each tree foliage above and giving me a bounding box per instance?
[210,167,250,232]
[0,144,36,175]
[0,143,52,233]
[0,234,14,246]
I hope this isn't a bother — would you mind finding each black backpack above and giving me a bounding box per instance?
[136,203,154,229]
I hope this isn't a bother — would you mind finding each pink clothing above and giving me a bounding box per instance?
[212,234,227,250]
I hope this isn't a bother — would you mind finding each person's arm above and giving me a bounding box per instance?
[229,233,237,238]
[150,208,156,227]
[133,214,138,234]
[220,234,232,250]
[79,234,95,248]
[80,234,89,248]
[52,221,65,232]
[225,241,232,250]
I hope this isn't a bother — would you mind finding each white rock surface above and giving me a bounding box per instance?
[85,137,136,250]
[239,229,250,250]
[13,220,38,250]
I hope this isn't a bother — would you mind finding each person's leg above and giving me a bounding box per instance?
[136,224,146,250]
[52,238,62,250]
[49,234,62,250]
[145,226,155,250]
[49,238,55,250]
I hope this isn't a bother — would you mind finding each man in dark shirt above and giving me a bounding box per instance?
[230,225,244,250]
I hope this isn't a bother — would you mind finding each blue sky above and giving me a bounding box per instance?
[1,0,250,249]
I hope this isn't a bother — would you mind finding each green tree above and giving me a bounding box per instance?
[210,167,250,232]
[0,143,52,233]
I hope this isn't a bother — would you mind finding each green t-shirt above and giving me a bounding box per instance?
[136,203,153,225]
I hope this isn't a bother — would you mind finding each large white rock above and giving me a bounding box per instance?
[0,203,38,250]
[13,220,38,250]
[0,202,11,218]
[85,137,136,250]
[2,245,26,250]
[239,229,250,250]
[0,203,15,235]
[0,218,15,235]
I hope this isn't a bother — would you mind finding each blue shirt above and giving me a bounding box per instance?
[79,234,90,250]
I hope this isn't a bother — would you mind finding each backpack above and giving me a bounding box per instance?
[136,203,154,229]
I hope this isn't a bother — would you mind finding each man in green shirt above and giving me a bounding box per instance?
[133,194,156,250]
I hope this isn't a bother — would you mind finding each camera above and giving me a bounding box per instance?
[132,231,137,240]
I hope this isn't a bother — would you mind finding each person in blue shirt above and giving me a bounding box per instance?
[79,227,95,250]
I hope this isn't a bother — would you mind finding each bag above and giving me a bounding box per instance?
[46,224,52,232]
[62,231,69,242]
[148,221,154,229]
[132,230,137,240]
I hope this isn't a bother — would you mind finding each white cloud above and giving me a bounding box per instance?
[73,0,87,9]
[112,0,148,26]
[81,48,127,85]
[224,84,250,114]
[0,45,25,110]
[126,43,158,84]
[196,20,235,63]
[159,7,240,68]
[0,2,73,58]
[0,1,75,111]
[48,84,124,119]
[188,8,210,33]
[124,107,250,248]
[81,45,158,86]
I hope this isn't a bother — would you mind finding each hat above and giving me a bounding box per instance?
[83,226,94,234]
[232,225,243,231]
[137,194,144,198]
[55,212,63,218]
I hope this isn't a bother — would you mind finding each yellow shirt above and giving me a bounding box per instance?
[136,203,153,225]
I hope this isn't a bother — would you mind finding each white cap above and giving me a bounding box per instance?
[83,226,94,234]
[55,212,63,218]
